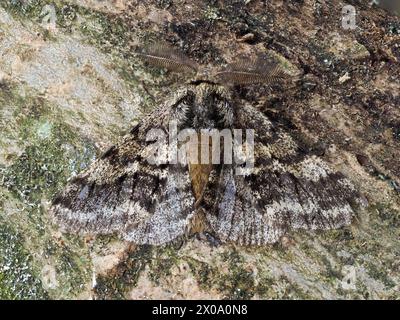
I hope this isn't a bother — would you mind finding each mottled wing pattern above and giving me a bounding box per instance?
[51,91,196,245]
[203,104,365,245]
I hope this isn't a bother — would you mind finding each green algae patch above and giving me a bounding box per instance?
[184,246,260,299]
[77,6,129,54]
[1,0,46,20]
[147,245,181,285]
[54,243,91,294]
[217,250,256,300]
[2,121,95,203]
[1,83,97,204]
[0,218,48,299]
[94,245,153,300]
[1,1,129,58]
[186,257,215,291]
[0,82,97,299]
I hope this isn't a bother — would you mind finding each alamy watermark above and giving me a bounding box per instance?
[40,4,57,30]
[341,265,357,291]
[342,5,357,30]
[143,121,255,176]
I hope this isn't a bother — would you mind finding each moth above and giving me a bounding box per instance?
[50,43,365,246]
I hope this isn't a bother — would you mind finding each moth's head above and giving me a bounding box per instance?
[189,65,221,85]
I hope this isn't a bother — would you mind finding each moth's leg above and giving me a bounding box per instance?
[196,231,222,247]
[191,208,222,247]
[169,237,185,250]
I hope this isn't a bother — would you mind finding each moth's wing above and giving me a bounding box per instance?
[203,104,366,245]
[51,91,196,245]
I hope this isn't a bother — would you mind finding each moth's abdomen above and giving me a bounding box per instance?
[186,132,214,206]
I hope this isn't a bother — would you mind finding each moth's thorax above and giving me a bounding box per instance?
[193,65,219,84]
[186,83,232,129]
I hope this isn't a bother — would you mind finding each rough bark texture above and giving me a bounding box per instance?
[0,0,399,299]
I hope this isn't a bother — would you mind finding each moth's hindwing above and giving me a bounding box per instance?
[51,91,196,245]
[203,103,365,246]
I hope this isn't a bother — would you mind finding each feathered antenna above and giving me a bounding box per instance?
[136,42,198,74]
[215,55,286,85]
